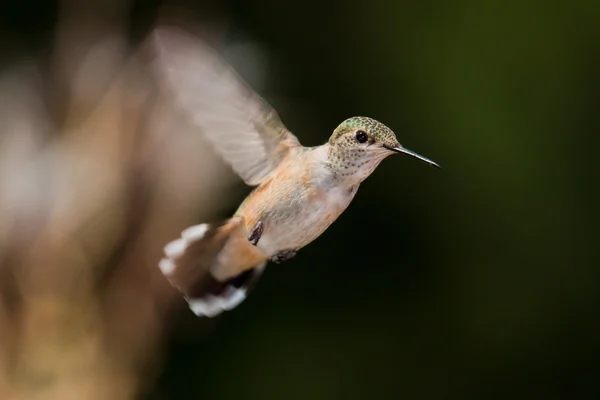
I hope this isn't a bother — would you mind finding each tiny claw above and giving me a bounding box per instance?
[248,221,264,246]
[271,249,297,264]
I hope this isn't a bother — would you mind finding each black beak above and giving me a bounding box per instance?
[384,144,441,169]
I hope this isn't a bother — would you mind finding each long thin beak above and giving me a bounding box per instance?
[384,144,441,169]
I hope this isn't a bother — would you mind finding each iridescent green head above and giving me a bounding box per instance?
[327,117,439,182]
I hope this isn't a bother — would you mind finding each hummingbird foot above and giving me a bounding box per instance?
[271,249,297,264]
[248,221,264,246]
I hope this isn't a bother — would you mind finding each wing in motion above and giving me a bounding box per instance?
[151,26,300,186]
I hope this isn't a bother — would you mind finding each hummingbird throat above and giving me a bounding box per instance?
[326,145,387,185]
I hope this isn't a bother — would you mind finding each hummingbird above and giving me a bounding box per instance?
[152,27,440,317]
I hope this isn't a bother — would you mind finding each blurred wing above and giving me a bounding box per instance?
[151,27,300,186]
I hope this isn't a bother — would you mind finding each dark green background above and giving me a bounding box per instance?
[3,0,599,398]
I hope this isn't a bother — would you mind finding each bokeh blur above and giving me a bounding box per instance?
[1,0,599,399]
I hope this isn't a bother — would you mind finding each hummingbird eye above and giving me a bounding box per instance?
[355,130,368,143]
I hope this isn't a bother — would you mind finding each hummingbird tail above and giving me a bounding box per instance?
[158,219,266,317]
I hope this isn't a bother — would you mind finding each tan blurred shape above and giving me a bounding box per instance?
[0,2,241,399]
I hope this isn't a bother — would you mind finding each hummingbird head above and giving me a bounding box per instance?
[327,116,439,183]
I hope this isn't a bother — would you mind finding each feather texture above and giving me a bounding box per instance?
[151,27,300,186]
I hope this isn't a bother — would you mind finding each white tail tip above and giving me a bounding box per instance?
[158,258,176,275]
[160,223,210,270]
[181,224,209,241]
[188,287,247,317]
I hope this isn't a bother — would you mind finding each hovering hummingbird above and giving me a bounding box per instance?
[152,27,440,317]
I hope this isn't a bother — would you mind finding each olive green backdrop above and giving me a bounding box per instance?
[2,0,598,399]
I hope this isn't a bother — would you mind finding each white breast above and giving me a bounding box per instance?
[256,184,357,256]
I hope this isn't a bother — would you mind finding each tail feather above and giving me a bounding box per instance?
[188,264,265,317]
[159,219,265,317]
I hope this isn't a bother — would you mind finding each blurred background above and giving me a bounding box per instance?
[1,0,599,399]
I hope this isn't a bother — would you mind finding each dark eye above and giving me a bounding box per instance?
[355,130,368,143]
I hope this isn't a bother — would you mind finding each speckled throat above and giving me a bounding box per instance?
[325,143,389,184]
